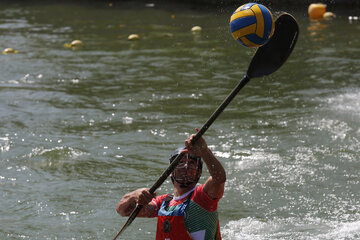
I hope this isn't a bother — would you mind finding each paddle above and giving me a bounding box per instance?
[114,13,299,239]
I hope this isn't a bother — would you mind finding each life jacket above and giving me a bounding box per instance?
[155,191,222,240]
[156,194,193,240]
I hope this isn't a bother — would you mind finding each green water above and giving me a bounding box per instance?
[1,1,359,239]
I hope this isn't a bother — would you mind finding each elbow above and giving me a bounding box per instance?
[219,170,227,184]
[116,202,130,217]
[222,174,227,184]
[218,169,226,184]
[116,205,125,216]
[219,174,226,185]
[214,172,226,185]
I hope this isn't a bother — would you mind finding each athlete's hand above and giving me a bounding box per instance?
[135,188,155,205]
[184,128,208,157]
[117,188,156,217]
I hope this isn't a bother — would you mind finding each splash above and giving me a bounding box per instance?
[0,137,10,152]
[221,217,360,240]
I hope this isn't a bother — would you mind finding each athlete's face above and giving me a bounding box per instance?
[173,155,200,185]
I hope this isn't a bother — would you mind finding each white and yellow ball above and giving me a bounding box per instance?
[230,3,275,47]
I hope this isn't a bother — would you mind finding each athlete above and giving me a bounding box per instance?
[116,131,226,240]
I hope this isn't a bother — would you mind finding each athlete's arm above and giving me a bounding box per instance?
[116,188,157,217]
[185,131,226,199]
[201,147,226,199]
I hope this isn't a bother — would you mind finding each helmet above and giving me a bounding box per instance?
[169,147,203,188]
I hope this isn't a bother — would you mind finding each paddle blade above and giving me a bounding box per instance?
[247,13,299,78]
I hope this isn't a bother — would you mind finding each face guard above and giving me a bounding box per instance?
[171,153,202,188]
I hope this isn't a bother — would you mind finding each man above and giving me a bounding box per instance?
[116,131,226,240]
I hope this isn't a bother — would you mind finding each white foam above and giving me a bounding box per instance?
[122,116,133,124]
[322,220,360,239]
[0,136,10,152]
[325,90,360,117]
[221,217,360,240]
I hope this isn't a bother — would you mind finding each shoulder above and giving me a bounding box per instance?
[191,185,221,212]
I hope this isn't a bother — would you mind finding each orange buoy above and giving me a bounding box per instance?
[308,3,327,20]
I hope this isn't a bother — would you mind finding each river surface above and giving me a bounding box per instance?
[1,1,359,239]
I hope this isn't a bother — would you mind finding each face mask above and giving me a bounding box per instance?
[172,154,201,188]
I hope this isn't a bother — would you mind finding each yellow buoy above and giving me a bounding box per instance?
[191,26,202,33]
[308,3,327,20]
[2,48,19,54]
[128,34,140,41]
[64,40,83,48]
[323,12,336,20]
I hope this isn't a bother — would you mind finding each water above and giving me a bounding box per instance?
[1,1,359,239]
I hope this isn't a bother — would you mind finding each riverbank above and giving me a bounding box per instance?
[3,0,360,7]
[111,0,360,8]
[169,0,360,7]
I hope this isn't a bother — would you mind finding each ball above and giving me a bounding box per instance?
[230,3,275,47]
